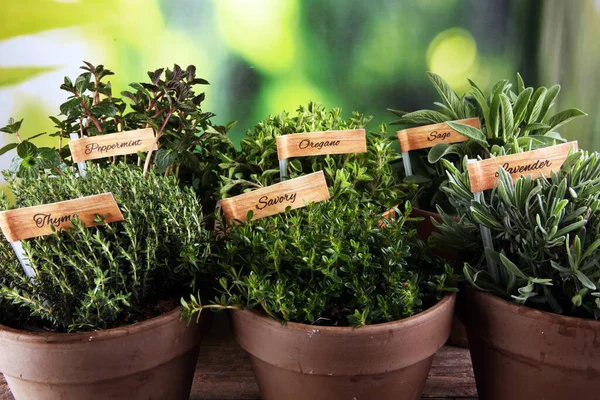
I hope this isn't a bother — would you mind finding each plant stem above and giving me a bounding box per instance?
[143,108,173,177]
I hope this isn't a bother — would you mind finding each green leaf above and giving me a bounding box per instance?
[547,109,587,131]
[0,142,18,156]
[36,148,61,169]
[75,72,91,94]
[499,253,529,280]
[17,141,37,158]
[395,109,449,124]
[427,72,462,119]
[91,101,118,117]
[154,148,178,169]
[427,142,463,163]
[527,87,547,124]
[512,87,533,127]
[60,97,83,116]
[538,85,560,122]
[516,72,525,94]
[575,270,596,290]
[499,93,514,138]
[446,121,487,147]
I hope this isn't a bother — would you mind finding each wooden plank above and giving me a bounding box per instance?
[397,118,479,152]
[467,141,577,192]
[69,128,157,162]
[0,193,124,242]
[276,129,366,160]
[220,171,330,223]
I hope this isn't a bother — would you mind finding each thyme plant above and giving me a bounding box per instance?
[0,163,210,332]
[434,151,600,319]
[183,200,455,327]
[218,102,410,209]
[389,72,586,210]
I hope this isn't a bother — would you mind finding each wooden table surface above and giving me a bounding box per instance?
[0,314,478,399]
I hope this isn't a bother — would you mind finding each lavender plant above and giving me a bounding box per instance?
[434,151,600,319]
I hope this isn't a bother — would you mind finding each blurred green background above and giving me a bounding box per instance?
[0,0,598,172]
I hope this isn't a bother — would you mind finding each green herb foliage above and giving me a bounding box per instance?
[218,102,410,208]
[389,72,586,211]
[0,163,210,332]
[434,151,600,319]
[182,201,455,327]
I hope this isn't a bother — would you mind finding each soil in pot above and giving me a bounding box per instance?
[230,293,456,400]
[0,308,212,400]
[462,289,600,400]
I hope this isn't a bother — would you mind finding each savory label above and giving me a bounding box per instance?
[0,193,124,242]
[220,171,330,223]
[397,117,480,152]
[276,129,366,160]
[69,128,157,162]
[467,142,578,192]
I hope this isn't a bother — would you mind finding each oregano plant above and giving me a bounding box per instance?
[218,102,411,209]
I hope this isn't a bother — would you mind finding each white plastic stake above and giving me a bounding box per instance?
[10,241,35,279]
[69,133,87,177]
[279,159,288,181]
[402,151,413,177]
[468,159,498,282]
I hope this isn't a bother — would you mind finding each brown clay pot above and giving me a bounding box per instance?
[0,308,211,400]
[462,289,600,400]
[230,293,456,400]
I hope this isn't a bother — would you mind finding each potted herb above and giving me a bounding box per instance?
[436,151,600,399]
[183,195,456,400]
[389,72,586,223]
[0,65,216,399]
[218,102,411,208]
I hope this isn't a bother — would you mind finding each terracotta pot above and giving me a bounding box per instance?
[462,289,600,400]
[230,293,456,400]
[0,308,211,400]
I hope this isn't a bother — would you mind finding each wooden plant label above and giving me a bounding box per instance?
[221,171,330,223]
[467,141,578,192]
[397,117,480,152]
[276,129,366,160]
[69,128,158,163]
[0,193,124,242]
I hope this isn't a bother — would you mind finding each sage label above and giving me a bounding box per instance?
[467,142,578,192]
[220,171,330,223]
[276,129,366,160]
[397,118,479,152]
[69,128,157,162]
[0,193,124,242]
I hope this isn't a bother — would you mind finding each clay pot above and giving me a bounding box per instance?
[462,289,600,400]
[0,308,211,400]
[230,293,456,400]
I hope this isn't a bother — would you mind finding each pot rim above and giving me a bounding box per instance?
[235,293,455,334]
[470,288,600,328]
[0,306,184,343]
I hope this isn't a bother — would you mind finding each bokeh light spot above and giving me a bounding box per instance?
[427,28,478,92]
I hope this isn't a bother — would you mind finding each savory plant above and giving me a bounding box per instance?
[434,151,600,319]
[389,72,586,210]
[218,102,411,209]
[0,162,210,332]
[182,200,455,327]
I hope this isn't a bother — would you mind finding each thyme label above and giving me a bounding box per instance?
[0,193,124,242]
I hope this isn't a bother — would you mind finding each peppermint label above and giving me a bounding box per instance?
[220,171,330,223]
[69,128,157,162]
